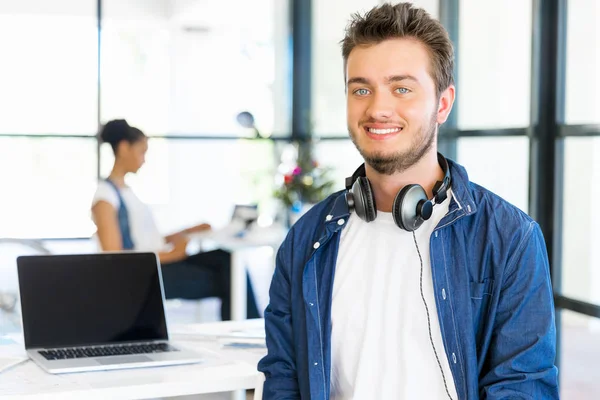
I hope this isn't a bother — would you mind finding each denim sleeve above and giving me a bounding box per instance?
[480,222,560,399]
[257,239,301,399]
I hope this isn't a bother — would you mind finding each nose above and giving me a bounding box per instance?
[366,91,394,120]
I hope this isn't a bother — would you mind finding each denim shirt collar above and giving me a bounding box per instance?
[323,158,477,231]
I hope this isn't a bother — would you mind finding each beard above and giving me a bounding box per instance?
[349,111,438,175]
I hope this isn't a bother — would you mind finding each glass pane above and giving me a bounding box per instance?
[565,0,600,124]
[314,140,365,192]
[560,310,600,399]
[456,137,529,213]
[0,138,98,238]
[101,0,285,137]
[458,0,532,129]
[0,0,97,134]
[312,0,439,137]
[561,137,600,304]
[100,139,277,234]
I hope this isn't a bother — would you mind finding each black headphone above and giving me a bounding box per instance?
[345,153,452,231]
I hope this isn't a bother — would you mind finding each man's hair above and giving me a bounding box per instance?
[341,2,454,97]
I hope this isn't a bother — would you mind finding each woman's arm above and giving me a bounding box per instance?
[158,237,188,264]
[165,223,212,244]
[92,201,122,251]
[92,201,188,264]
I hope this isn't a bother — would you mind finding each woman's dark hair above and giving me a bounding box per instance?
[99,119,146,154]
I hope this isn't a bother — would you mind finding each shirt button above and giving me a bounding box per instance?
[337,219,345,226]
[442,288,447,300]
[314,362,318,366]
[309,303,314,307]
[325,215,333,221]
[313,242,320,249]
[435,231,438,238]
[452,353,457,364]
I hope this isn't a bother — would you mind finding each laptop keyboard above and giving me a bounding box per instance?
[38,343,179,360]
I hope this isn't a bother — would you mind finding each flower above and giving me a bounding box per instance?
[274,142,336,208]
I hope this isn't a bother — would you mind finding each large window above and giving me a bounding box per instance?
[102,0,281,137]
[0,138,98,238]
[457,0,532,130]
[456,137,529,212]
[100,139,277,233]
[564,0,599,124]
[452,0,600,396]
[561,138,600,306]
[559,0,600,322]
[314,140,364,192]
[0,1,97,134]
[1,0,288,241]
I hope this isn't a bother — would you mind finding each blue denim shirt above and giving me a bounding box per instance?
[258,159,559,400]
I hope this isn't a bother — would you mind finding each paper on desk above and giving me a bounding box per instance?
[170,319,265,338]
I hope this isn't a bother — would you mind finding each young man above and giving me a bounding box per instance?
[258,3,559,399]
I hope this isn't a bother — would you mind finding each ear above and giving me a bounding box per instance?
[116,140,130,156]
[436,85,455,125]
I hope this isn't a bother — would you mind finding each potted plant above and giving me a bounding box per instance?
[274,141,335,226]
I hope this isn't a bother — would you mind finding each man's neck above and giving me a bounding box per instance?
[365,150,444,213]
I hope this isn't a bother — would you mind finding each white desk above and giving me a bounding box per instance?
[0,319,266,400]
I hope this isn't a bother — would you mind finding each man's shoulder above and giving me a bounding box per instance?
[466,180,537,234]
[448,158,535,232]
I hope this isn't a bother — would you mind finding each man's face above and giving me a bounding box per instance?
[346,38,449,175]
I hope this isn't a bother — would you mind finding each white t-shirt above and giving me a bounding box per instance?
[91,180,166,253]
[330,190,458,400]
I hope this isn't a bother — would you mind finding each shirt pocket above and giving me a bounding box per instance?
[470,279,494,300]
[470,278,495,345]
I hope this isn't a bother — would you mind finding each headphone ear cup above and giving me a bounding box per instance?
[352,177,377,222]
[392,184,428,231]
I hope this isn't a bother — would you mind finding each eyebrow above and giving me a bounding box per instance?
[346,77,368,86]
[346,75,421,86]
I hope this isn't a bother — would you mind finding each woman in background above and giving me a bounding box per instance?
[91,119,259,320]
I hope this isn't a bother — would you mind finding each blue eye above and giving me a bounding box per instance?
[353,88,370,96]
[395,87,410,94]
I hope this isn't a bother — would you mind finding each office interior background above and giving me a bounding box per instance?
[0,0,598,398]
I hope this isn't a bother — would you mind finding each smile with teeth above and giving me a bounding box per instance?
[367,127,402,135]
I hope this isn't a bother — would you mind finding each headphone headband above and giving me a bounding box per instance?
[345,164,366,191]
[433,152,451,203]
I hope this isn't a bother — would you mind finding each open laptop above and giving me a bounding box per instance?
[16,252,205,374]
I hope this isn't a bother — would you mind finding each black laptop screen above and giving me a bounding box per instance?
[17,252,169,349]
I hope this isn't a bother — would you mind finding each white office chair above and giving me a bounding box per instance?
[0,238,51,332]
[0,239,51,301]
